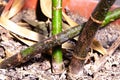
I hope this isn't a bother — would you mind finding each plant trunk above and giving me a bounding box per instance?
[69,0,116,74]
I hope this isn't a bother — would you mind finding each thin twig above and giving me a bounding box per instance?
[93,36,120,74]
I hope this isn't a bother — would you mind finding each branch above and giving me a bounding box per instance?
[93,36,120,79]
[0,24,82,68]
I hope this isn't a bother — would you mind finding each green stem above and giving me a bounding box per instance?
[52,0,64,73]
[52,0,62,35]
[102,8,120,26]
[52,46,62,63]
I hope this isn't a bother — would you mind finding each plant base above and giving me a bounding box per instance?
[69,55,85,74]
[52,62,65,74]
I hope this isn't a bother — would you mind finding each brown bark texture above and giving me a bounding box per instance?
[69,0,116,74]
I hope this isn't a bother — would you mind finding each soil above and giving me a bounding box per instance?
[0,1,120,80]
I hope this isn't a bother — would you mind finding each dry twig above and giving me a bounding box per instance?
[93,36,120,74]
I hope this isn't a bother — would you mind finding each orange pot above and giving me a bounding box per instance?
[23,0,38,9]
[4,0,120,25]
[62,0,98,19]
[62,0,120,25]
[4,0,38,12]
[3,0,14,13]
